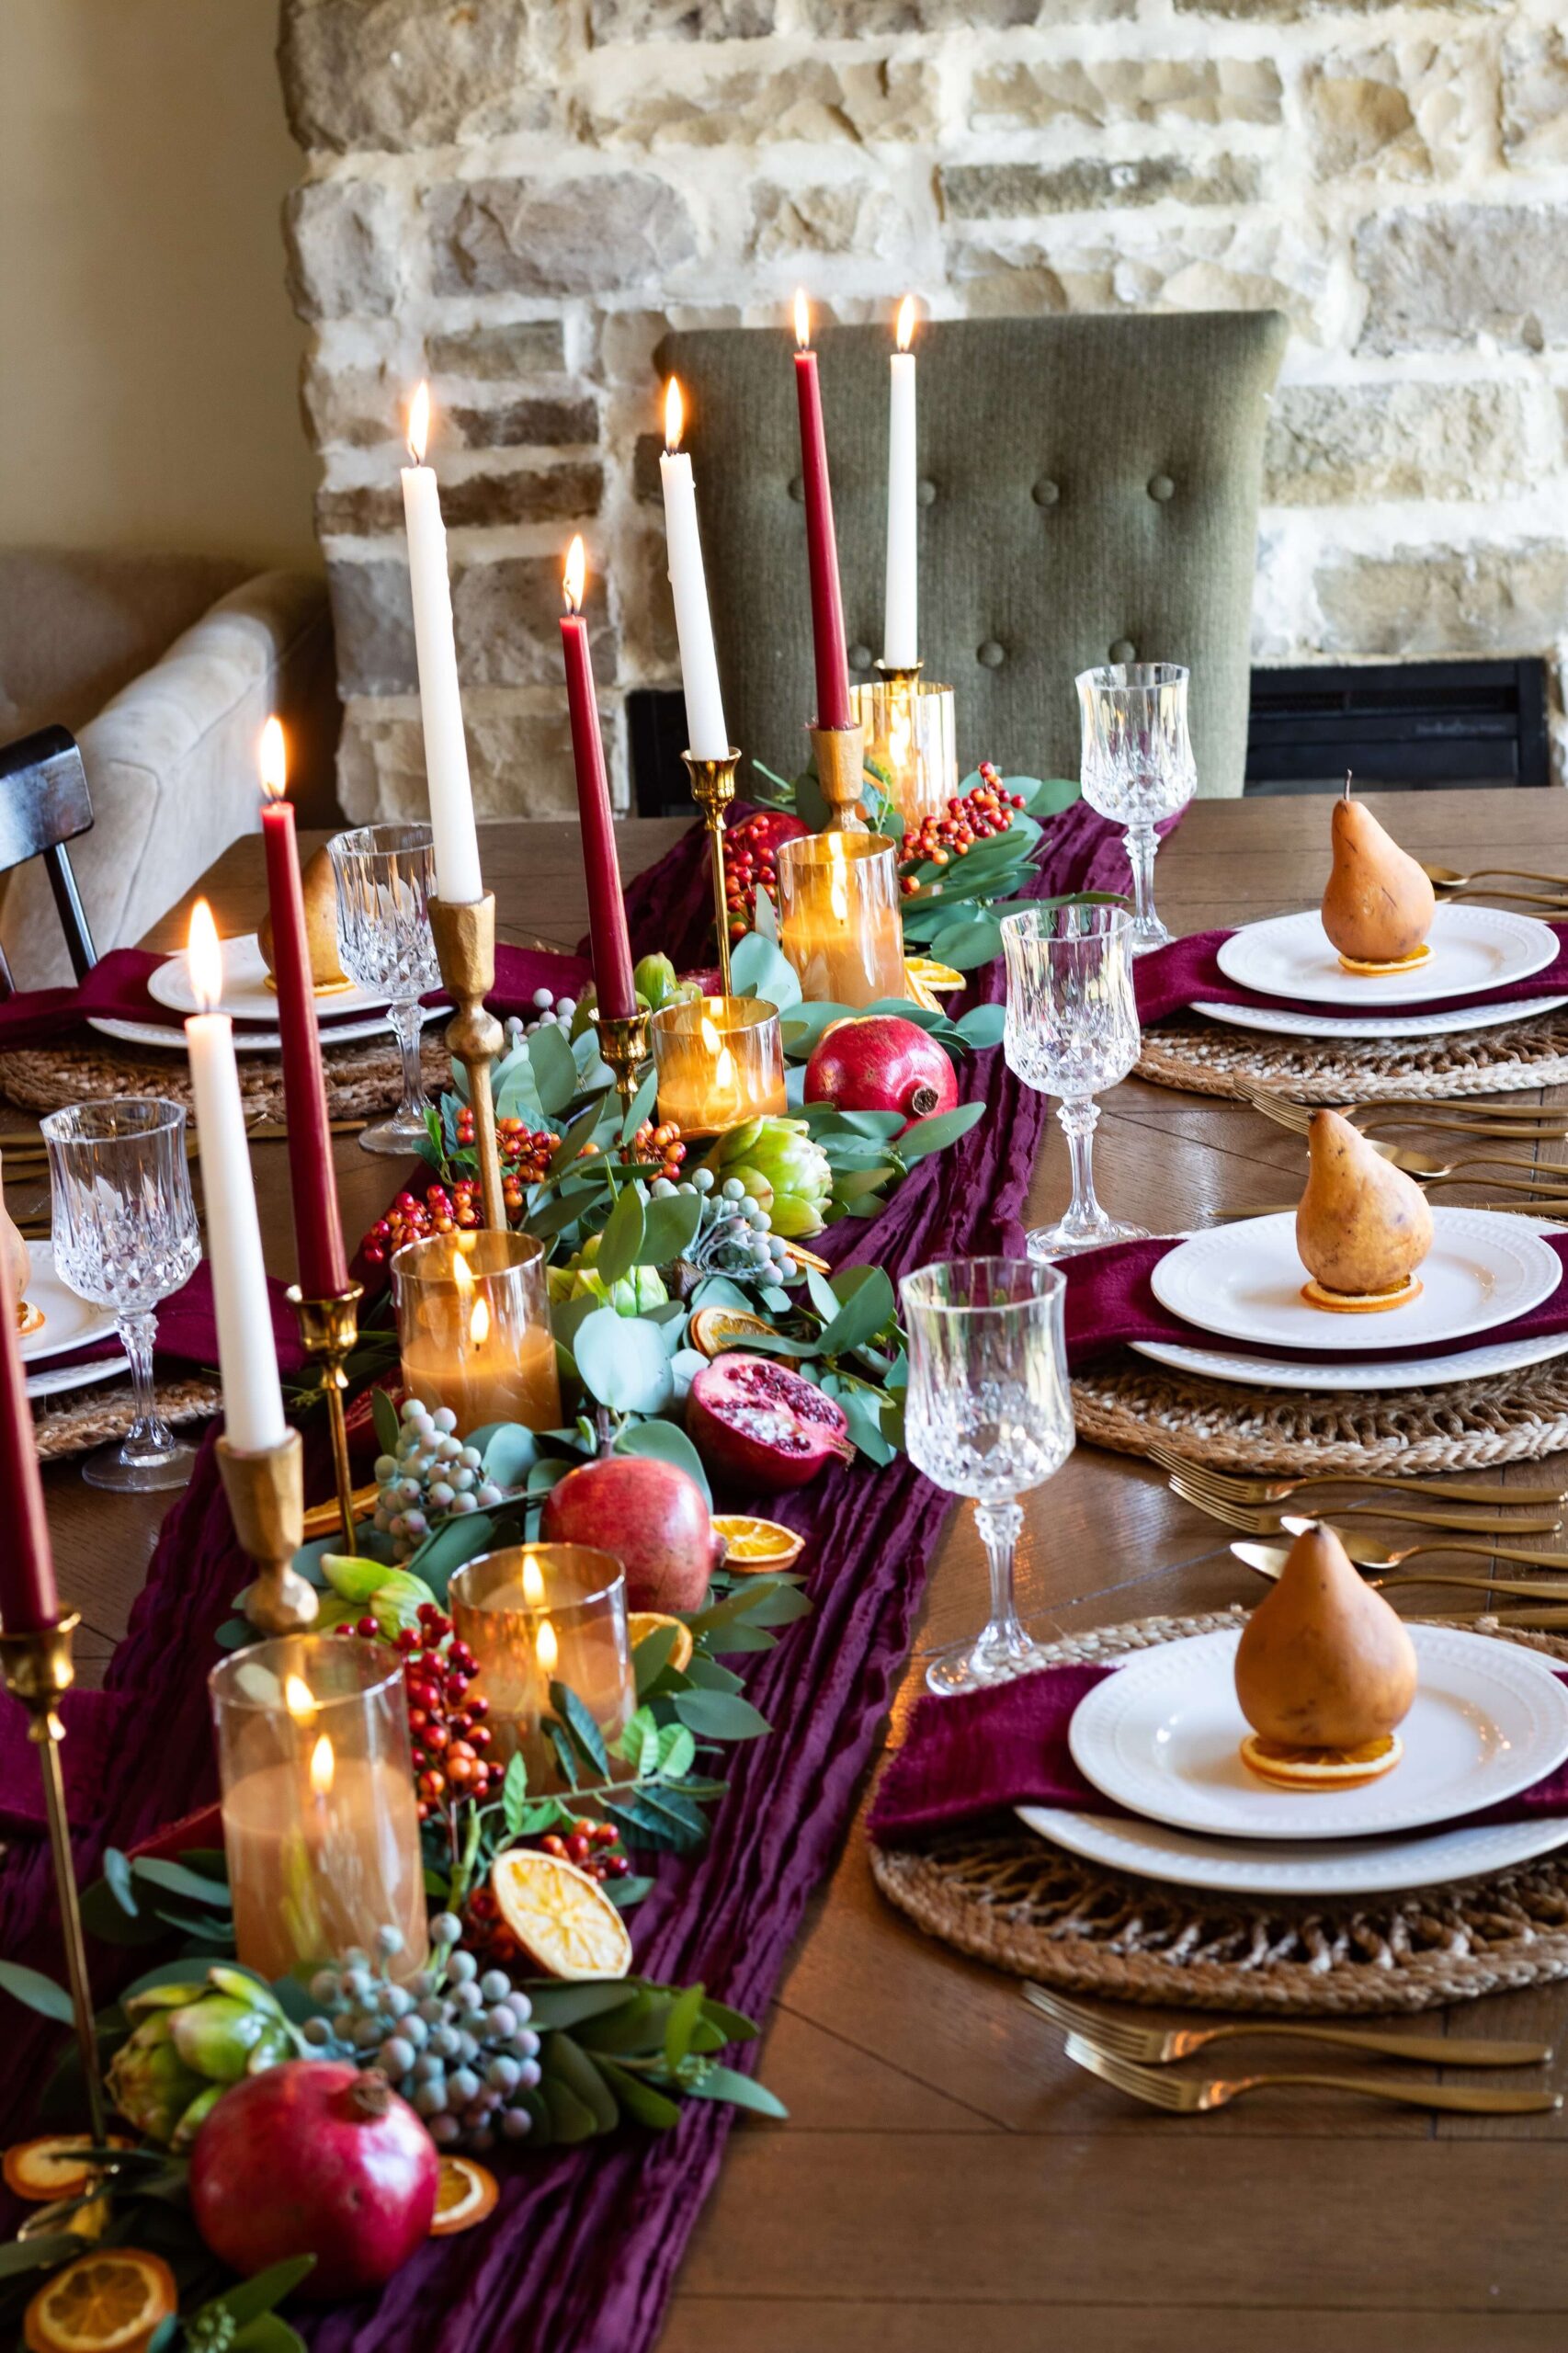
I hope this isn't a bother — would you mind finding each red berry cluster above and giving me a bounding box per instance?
[464,1820,630,1959]
[719,812,809,945]
[625,1120,687,1180]
[403,1605,494,1820]
[899,766,1027,895]
[361,1181,485,1264]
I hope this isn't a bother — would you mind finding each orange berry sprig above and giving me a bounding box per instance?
[898,764,1027,896]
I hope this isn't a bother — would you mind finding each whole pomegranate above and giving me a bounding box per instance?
[687,1355,853,1492]
[541,1454,724,1613]
[804,1016,959,1132]
[189,2063,437,2299]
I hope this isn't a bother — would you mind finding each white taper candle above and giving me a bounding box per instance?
[659,379,730,761]
[401,383,483,906]
[883,299,919,669]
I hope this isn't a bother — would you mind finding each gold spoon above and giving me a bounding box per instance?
[1233,1539,1568,1601]
[1424,861,1568,891]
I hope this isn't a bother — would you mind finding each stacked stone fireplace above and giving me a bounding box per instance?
[278,0,1568,816]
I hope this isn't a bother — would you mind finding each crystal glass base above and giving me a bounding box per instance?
[1128,914,1172,955]
[926,1620,1057,1698]
[358,1108,432,1155]
[83,1437,197,1492]
[1026,1213,1151,1261]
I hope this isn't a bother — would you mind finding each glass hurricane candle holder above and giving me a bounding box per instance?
[651,995,788,1137]
[851,674,958,825]
[777,831,906,1008]
[392,1229,562,1437]
[449,1545,634,1789]
[210,1634,429,1984]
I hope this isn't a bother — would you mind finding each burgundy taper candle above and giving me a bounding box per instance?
[792,291,852,733]
[0,1240,59,1631]
[560,537,637,1020]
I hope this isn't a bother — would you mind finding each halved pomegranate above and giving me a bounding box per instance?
[687,1354,853,1492]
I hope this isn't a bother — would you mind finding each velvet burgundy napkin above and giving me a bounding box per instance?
[28,1261,305,1382]
[1062,1232,1568,1371]
[1136,924,1568,1028]
[867,1660,1568,1845]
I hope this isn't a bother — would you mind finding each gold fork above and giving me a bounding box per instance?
[1166,1470,1562,1539]
[1061,2033,1561,2115]
[1145,1438,1566,1511]
[1233,1540,1568,1605]
[1424,862,1568,892]
[1023,1984,1551,2067]
[1233,1083,1568,1142]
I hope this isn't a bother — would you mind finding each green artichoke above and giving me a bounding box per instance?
[702,1120,832,1238]
[107,1969,296,2148]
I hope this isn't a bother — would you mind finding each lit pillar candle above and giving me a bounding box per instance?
[185,902,288,1454]
[0,1242,59,1632]
[883,296,918,669]
[401,383,483,907]
[650,995,788,1137]
[392,1231,562,1435]
[777,831,907,1008]
[450,1545,633,1789]
[792,290,853,733]
[560,535,637,1019]
[257,720,348,1299]
[659,378,729,761]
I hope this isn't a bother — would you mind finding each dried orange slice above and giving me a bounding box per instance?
[1335,943,1433,977]
[430,2154,499,2235]
[491,1849,632,1983]
[627,1611,695,1672]
[23,2249,176,2353]
[1239,1731,1403,1790]
[687,1306,779,1359]
[903,957,965,1013]
[4,2139,131,2205]
[711,1514,804,1572]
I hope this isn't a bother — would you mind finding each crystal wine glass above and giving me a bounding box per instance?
[1076,661,1196,952]
[328,824,441,1155]
[42,1098,202,1492]
[1002,901,1149,1260]
[900,1256,1075,1697]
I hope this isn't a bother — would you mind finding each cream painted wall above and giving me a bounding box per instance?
[0,0,317,572]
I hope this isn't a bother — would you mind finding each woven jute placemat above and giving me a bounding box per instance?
[869,1608,1568,2013]
[1137,1006,1568,1102]
[33,1373,222,1463]
[1071,1349,1568,1475]
[0,1033,447,1122]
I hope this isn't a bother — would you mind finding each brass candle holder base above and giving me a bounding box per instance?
[289,1283,363,1557]
[593,1008,652,1133]
[682,747,742,995]
[217,1426,317,1637]
[876,659,924,688]
[428,893,507,1235]
[810,721,868,832]
[0,1613,107,2143]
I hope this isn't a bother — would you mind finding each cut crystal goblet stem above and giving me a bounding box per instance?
[1123,822,1169,952]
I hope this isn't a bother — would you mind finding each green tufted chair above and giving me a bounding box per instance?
[654,311,1287,798]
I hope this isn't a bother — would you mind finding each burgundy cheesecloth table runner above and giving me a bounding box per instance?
[1135,925,1568,1028]
[0,799,1143,2353]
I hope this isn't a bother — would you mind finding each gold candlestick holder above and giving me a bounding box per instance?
[810,720,868,833]
[682,747,742,994]
[0,1614,107,2143]
[218,1426,318,1637]
[593,1008,652,1134]
[428,893,507,1235]
[289,1283,363,1558]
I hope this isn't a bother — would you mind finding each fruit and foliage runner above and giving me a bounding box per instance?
[0,797,1147,2353]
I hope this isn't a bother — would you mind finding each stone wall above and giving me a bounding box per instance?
[278,0,1568,815]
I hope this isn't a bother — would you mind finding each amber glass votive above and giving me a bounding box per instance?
[851,676,958,824]
[210,1635,428,1984]
[651,995,788,1137]
[392,1229,561,1437]
[777,830,906,1007]
[450,1544,634,1788]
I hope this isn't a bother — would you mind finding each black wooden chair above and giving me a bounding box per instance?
[0,727,97,995]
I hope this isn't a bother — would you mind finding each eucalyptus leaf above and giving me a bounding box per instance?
[753,881,778,942]
[528,1022,579,1116]
[595,2052,682,2130]
[524,1982,638,2030]
[371,1387,402,1457]
[672,1688,771,1741]
[103,1845,138,1916]
[208,2256,318,2331]
[730,930,802,1011]
[0,1958,73,2023]
[542,2032,620,2133]
[132,1857,233,1910]
[403,1511,497,1598]
[615,1416,711,1505]
[573,1308,674,1415]
[594,1181,647,1288]
[778,1001,852,1059]
[955,1003,1006,1049]
[483,1424,539,1490]
[632,1620,680,1693]
[928,916,1004,970]
[896,1101,986,1163]
[1015,776,1081,814]
[494,1056,546,1126]
[685,2063,789,2119]
[640,1188,703,1266]
[665,1981,705,2075]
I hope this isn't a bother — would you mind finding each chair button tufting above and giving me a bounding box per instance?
[977,640,1006,669]
[848,642,874,673]
[1109,639,1136,665]
[1148,473,1176,503]
[917,478,936,506]
[788,475,804,503]
[1031,478,1060,507]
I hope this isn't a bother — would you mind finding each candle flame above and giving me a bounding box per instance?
[699,1013,737,1095]
[562,534,585,615]
[187,898,224,1015]
[896,294,916,352]
[310,1733,335,1798]
[407,381,431,465]
[793,288,811,349]
[664,376,684,453]
[284,1674,316,1722]
[259,716,288,802]
[522,1553,545,1606]
[452,1250,473,1298]
[470,1292,490,1348]
[537,1617,558,1677]
[827,835,849,924]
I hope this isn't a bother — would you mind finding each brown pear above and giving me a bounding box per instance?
[259,845,347,989]
[1235,1520,1417,1750]
[1320,779,1436,966]
[1296,1107,1433,1299]
[0,1154,39,1335]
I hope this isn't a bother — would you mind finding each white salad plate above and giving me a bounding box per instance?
[18,1241,119,1363]
[146,933,388,1023]
[1213,904,1558,1009]
[1148,1207,1562,1355]
[26,1353,131,1402]
[1194,994,1568,1043]
[1067,1626,1568,1842]
[1017,1802,1568,1899]
[1131,1325,1568,1395]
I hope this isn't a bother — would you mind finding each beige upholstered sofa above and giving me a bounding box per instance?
[0,551,336,986]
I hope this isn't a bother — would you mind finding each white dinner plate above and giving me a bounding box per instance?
[146,933,389,1023]
[88,1006,444,1058]
[1068,1626,1568,1841]
[1149,1207,1562,1354]
[1194,994,1568,1042]
[1017,1802,1568,1898]
[1214,904,1559,1009]
[19,1241,119,1363]
[1131,1326,1568,1394]
[27,1353,130,1402]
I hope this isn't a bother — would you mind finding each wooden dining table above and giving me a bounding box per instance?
[25,786,1568,2349]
